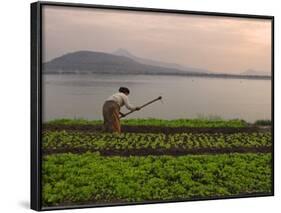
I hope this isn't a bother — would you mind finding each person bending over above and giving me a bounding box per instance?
[102,87,140,133]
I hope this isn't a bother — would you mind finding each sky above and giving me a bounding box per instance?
[42,5,272,74]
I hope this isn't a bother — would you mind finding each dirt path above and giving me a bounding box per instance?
[43,146,271,156]
[43,124,271,134]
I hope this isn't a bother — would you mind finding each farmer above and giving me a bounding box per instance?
[102,87,140,133]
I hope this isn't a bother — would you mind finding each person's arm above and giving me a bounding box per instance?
[122,94,136,111]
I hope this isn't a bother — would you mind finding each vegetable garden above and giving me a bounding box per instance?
[42,118,272,207]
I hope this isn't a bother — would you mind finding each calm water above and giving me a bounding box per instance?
[42,74,271,123]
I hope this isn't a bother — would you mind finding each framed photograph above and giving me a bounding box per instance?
[31,1,274,211]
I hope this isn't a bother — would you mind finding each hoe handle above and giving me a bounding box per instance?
[120,96,162,118]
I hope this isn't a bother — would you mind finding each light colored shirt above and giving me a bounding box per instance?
[106,92,136,110]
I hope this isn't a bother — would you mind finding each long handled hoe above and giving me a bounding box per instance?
[120,96,162,118]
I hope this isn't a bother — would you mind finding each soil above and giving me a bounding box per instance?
[43,124,271,134]
[42,146,271,156]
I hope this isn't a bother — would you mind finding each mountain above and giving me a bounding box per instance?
[43,50,270,80]
[112,48,211,74]
[241,69,271,76]
[43,50,205,75]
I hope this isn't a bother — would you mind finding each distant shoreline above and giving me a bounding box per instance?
[43,71,271,80]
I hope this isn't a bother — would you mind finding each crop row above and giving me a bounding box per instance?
[42,131,272,151]
[45,118,247,128]
[42,152,272,206]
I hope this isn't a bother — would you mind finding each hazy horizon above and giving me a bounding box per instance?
[42,5,272,74]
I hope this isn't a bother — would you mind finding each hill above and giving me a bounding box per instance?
[43,50,198,75]
[43,50,270,80]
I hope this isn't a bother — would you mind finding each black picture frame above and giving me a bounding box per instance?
[31,1,274,211]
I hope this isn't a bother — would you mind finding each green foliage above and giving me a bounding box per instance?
[254,120,272,126]
[121,118,247,128]
[45,118,247,128]
[42,153,272,206]
[45,118,102,126]
[42,119,272,207]
[42,131,272,151]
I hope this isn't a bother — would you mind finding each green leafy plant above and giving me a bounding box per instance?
[42,153,272,206]
[42,131,272,152]
[44,118,248,128]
